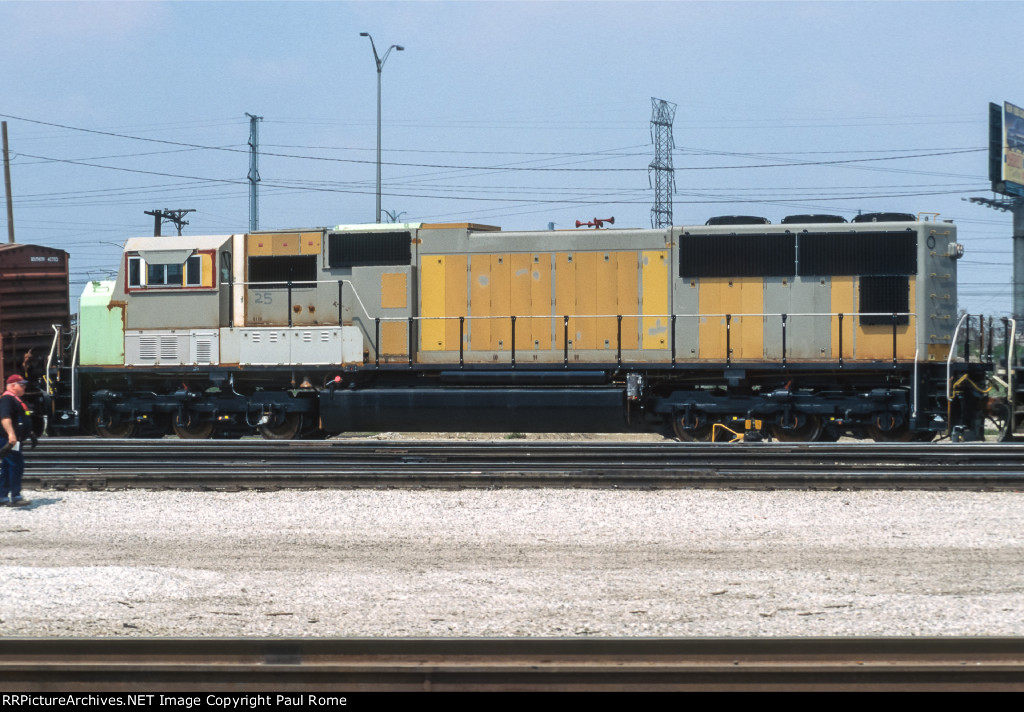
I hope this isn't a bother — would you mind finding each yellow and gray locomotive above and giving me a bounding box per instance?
[56,212,986,441]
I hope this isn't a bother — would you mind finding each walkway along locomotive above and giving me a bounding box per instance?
[44,213,997,441]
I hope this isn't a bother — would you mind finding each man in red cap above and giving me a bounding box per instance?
[0,374,34,506]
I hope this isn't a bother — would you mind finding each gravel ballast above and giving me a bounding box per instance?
[1,488,1022,637]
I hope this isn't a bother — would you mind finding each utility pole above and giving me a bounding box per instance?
[649,98,677,229]
[246,113,262,232]
[144,209,195,237]
[2,121,14,243]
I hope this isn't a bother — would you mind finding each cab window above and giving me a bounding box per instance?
[128,254,203,289]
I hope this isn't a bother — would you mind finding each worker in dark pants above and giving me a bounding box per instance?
[0,374,34,506]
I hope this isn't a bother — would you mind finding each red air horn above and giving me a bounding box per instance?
[575,217,615,229]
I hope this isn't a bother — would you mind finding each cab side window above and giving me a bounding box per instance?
[127,254,203,289]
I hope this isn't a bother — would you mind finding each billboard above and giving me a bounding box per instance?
[990,101,1024,197]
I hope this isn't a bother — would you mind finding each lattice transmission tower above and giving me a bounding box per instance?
[648,97,677,229]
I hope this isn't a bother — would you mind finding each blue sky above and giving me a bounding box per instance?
[1,1,1020,314]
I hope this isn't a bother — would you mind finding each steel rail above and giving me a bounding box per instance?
[20,439,1024,490]
[1,637,1023,691]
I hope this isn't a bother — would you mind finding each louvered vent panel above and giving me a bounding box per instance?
[194,339,213,364]
[139,337,158,361]
[159,336,180,360]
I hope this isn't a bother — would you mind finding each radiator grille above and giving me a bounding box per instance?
[680,233,795,277]
[859,275,910,325]
[799,231,916,276]
[327,232,411,268]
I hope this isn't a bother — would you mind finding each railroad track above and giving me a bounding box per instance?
[21,439,1024,489]
[2,637,1023,691]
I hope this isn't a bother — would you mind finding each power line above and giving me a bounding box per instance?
[1,113,985,173]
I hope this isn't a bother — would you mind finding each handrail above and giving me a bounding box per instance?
[335,279,375,325]
[1009,318,1017,413]
[947,313,970,402]
[912,346,919,420]
[235,293,919,365]
[364,311,915,366]
[44,324,61,395]
[357,311,914,322]
[44,324,81,424]
[70,328,80,417]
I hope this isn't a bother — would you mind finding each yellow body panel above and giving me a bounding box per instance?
[381,273,407,309]
[200,253,214,287]
[698,280,723,359]
[443,250,650,354]
[271,233,300,256]
[469,255,491,350]
[736,278,764,358]
[592,253,617,349]
[927,343,951,361]
[830,276,855,360]
[299,232,322,255]
[420,256,446,350]
[466,254,516,351]
[698,278,764,359]
[530,254,552,350]
[574,252,599,349]
[380,320,407,357]
[247,234,272,256]
[510,253,534,351]
[445,256,468,351]
[553,251,638,351]
[489,255,511,349]
[554,253,576,350]
[641,251,669,350]
[616,252,639,350]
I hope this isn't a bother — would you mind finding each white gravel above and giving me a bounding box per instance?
[1,488,1022,637]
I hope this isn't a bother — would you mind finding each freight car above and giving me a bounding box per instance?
[46,214,994,442]
[0,243,71,435]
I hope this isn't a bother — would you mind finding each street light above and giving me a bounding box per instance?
[360,32,404,224]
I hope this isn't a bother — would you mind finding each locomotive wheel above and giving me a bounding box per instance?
[93,415,136,439]
[172,420,215,439]
[867,415,913,443]
[771,414,823,442]
[672,413,713,442]
[259,413,303,440]
[676,425,713,442]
